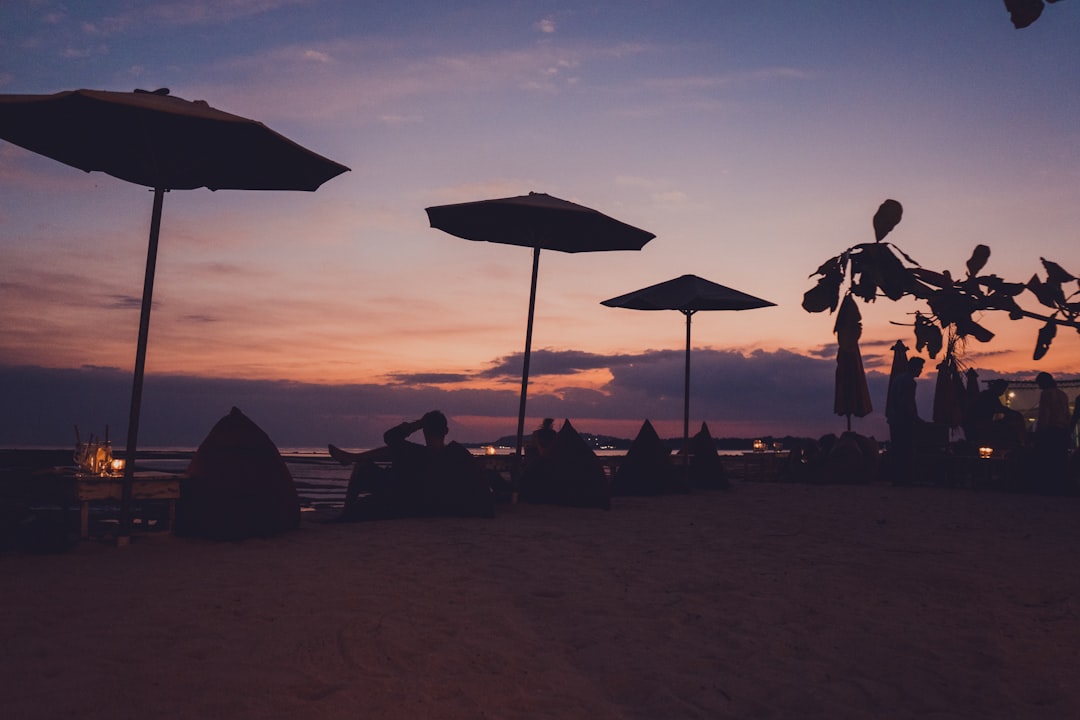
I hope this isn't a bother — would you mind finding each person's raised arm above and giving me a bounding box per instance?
[383,418,424,446]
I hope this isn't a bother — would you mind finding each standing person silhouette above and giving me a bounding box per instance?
[886,356,925,485]
[1034,372,1070,493]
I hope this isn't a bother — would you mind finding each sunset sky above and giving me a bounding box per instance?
[2,1,1078,449]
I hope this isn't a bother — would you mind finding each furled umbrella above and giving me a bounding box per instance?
[833,294,873,431]
[932,349,967,432]
[426,192,654,464]
[885,339,909,418]
[0,88,350,538]
[600,274,775,451]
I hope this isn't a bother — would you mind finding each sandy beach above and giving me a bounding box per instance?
[3,480,1080,719]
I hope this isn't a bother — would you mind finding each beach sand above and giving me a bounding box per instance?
[3,482,1079,719]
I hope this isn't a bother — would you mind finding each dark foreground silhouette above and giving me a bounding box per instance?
[331,410,494,520]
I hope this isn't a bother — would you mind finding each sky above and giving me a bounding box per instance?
[1,1,1079,449]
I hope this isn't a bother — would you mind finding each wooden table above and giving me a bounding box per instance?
[32,469,183,538]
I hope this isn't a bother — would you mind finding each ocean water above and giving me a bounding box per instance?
[131,449,353,513]
[53,445,749,515]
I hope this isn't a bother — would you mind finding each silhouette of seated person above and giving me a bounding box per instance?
[780,437,822,483]
[971,379,1026,451]
[329,410,492,520]
[519,418,610,509]
[821,431,879,484]
[810,434,840,483]
[681,422,728,490]
[519,418,557,501]
[614,419,674,495]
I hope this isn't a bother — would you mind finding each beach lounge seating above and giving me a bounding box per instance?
[520,419,610,509]
[820,431,879,484]
[177,407,300,540]
[613,419,674,496]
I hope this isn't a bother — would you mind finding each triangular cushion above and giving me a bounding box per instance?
[615,419,672,495]
[548,419,610,509]
[178,407,300,540]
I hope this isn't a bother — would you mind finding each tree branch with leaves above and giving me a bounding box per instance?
[802,199,1080,361]
[1004,0,1067,29]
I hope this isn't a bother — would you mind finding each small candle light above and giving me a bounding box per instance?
[111,458,126,473]
[978,446,994,460]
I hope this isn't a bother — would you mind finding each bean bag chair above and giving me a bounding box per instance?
[614,419,673,495]
[553,419,610,509]
[522,419,610,509]
[177,407,300,540]
[822,431,879,484]
[686,422,728,490]
[420,442,496,518]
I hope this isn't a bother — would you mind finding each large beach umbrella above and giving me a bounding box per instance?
[833,294,873,431]
[0,88,349,537]
[425,192,654,463]
[600,274,775,451]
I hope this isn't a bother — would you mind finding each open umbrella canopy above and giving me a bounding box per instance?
[0,87,349,538]
[0,88,349,191]
[600,273,775,312]
[425,191,655,253]
[426,192,654,466]
[601,274,775,449]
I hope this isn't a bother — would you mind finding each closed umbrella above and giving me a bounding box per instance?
[932,350,967,431]
[426,192,654,464]
[601,274,775,451]
[0,88,349,538]
[833,294,873,431]
[885,339,909,417]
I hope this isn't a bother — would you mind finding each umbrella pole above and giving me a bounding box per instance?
[682,310,694,487]
[682,310,694,451]
[119,187,165,541]
[514,246,541,472]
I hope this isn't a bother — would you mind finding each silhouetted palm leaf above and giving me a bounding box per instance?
[915,312,943,358]
[1034,320,1057,360]
[1005,0,1046,28]
[1027,274,1064,308]
[802,278,841,313]
[909,267,952,289]
[966,245,991,277]
[955,317,995,343]
[1041,258,1076,284]
[872,199,903,242]
[979,275,1027,297]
